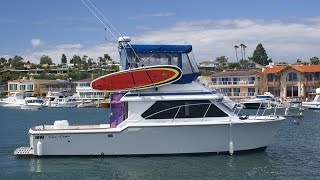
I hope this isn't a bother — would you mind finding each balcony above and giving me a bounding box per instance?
[209,81,256,86]
[221,92,256,99]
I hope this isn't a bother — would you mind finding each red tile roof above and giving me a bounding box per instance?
[263,66,287,74]
[263,64,320,74]
[290,65,320,72]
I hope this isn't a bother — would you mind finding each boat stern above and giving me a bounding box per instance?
[14,127,41,157]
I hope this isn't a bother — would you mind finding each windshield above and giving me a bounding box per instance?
[126,52,199,75]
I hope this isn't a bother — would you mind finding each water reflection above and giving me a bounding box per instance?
[27,152,282,179]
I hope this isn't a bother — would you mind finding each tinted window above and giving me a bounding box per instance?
[141,100,228,119]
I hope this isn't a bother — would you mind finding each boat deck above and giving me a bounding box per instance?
[31,124,110,131]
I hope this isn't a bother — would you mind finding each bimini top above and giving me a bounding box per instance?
[128,45,192,54]
[119,43,200,84]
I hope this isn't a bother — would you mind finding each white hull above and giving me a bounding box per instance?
[21,105,45,110]
[2,103,24,107]
[23,118,283,156]
[301,102,320,109]
[46,102,78,108]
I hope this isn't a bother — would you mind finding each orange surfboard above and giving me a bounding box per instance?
[91,65,182,91]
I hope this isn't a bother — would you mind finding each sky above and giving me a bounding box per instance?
[1,0,320,64]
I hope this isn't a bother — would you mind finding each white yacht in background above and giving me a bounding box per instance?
[240,92,284,109]
[14,37,286,157]
[45,91,79,108]
[302,88,320,109]
[0,92,25,107]
[20,97,46,110]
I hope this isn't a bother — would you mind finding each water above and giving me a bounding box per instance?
[0,108,319,180]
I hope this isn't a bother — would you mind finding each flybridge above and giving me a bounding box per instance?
[118,37,200,84]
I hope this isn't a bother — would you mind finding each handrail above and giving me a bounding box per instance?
[202,104,212,121]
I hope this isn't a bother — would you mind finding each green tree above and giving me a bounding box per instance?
[228,62,241,69]
[249,44,270,66]
[40,55,53,65]
[104,53,112,63]
[61,54,67,64]
[82,55,88,70]
[88,58,94,68]
[310,56,320,65]
[71,55,81,68]
[200,69,212,76]
[98,57,105,66]
[215,56,228,66]
[0,57,7,66]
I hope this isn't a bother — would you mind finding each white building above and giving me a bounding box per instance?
[73,78,105,101]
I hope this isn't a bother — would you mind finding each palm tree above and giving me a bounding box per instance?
[239,44,247,68]
[239,44,244,68]
[243,44,247,61]
[234,45,239,62]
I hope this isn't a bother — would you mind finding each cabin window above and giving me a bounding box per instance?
[141,100,228,119]
[127,52,199,75]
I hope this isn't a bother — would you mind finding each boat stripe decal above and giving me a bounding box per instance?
[120,67,182,90]
[124,92,216,97]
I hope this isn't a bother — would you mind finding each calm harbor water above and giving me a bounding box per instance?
[0,107,319,180]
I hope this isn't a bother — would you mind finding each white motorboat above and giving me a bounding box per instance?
[0,92,25,107]
[302,88,320,109]
[45,91,79,108]
[14,38,286,157]
[20,97,46,110]
[240,92,284,109]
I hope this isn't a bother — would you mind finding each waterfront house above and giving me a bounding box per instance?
[73,78,105,101]
[198,60,219,72]
[261,64,320,100]
[204,70,261,100]
[7,77,75,97]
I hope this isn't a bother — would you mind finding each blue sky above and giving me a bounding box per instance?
[1,0,320,64]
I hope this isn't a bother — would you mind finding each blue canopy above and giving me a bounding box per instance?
[128,45,192,53]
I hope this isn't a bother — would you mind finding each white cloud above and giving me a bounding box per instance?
[129,12,175,19]
[132,18,320,62]
[30,39,45,48]
[22,17,320,64]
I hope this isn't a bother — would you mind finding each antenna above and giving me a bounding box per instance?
[80,0,142,67]
[80,0,118,41]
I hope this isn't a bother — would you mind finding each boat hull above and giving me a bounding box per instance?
[24,120,283,156]
[301,102,320,109]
